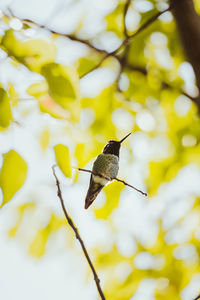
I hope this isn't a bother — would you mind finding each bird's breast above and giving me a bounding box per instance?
[92,154,119,180]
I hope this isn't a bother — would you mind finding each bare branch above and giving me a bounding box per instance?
[125,6,171,43]
[80,53,110,78]
[5,8,108,55]
[193,295,200,300]
[125,64,147,75]
[113,177,147,196]
[52,166,106,300]
[76,167,147,197]
[115,6,171,90]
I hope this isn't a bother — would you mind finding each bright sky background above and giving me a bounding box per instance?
[0,0,200,300]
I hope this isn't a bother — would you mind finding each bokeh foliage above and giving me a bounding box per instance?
[0,0,200,299]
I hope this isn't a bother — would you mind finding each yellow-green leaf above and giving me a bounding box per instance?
[8,82,19,106]
[40,128,50,151]
[41,63,79,106]
[29,213,65,257]
[77,56,99,77]
[95,181,124,218]
[0,150,28,207]
[1,29,56,72]
[54,144,71,177]
[29,227,48,257]
[0,87,12,128]
[26,81,48,98]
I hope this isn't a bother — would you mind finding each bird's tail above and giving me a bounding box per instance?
[84,180,104,209]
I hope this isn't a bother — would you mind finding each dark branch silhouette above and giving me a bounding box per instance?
[52,165,106,300]
[170,0,200,110]
[115,6,171,90]
[76,167,147,196]
[123,6,171,44]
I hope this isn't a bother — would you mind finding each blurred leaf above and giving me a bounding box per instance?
[40,128,50,151]
[29,213,65,257]
[9,202,36,237]
[0,87,12,128]
[95,245,131,268]
[95,181,124,218]
[27,63,81,121]
[8,82,19,106]
[1,29,56,72]
[194,0,200,13]
[27,81,80,121]
[29,227,48,257]
[105,3,124,38]
[147,157,177,196]
[54,144,71,178]
[26,81,48,98]
[0,150,27,207]
[77,56,100,77]
[41,63,78,105]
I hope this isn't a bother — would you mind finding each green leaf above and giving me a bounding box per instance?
[29,213,65,257]
[0,87,12,128]
[1,29,56,72]
[105,3,124,38]
[41,63,77,104]
[0,150,28,207]
[95,181,124,218]
[26,81,48,98]
[54,144,71,177]
[27,81,80,122]
[77,56,99,77]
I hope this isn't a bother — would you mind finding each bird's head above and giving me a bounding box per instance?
[103,132,131,156]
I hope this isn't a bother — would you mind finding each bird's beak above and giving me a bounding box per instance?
[119,132,132,143]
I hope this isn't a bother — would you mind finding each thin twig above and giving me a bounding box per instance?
[193,295,200,300]
[52,166,106,300]
[6,8,108,55]
[80,53,110,78]
[4,6,171,72]
[125,6,171,43]
[113,177,147,196]
[125,64,147,75]
[76,167,147,197]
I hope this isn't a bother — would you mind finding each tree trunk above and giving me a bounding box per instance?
[170,0,200,110]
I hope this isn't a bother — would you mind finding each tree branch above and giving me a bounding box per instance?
[169,0,200,110]
[79,53,110,78]
[113,177,147,196]
[5,8,108,55]
[115,6,171,91]
[52,165,106,300]
[76,167,147,197]
[122,6,171,45]
[4,6,171,79]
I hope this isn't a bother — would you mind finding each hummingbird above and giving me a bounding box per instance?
[84,132,131,209]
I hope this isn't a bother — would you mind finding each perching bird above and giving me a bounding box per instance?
[84,133,131,209]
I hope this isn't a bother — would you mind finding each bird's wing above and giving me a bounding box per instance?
[84,175,104,209]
